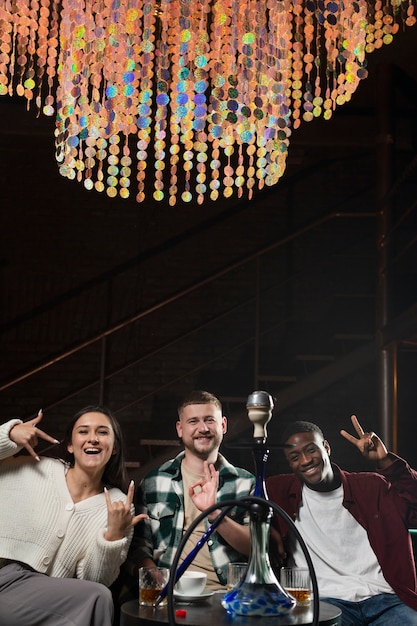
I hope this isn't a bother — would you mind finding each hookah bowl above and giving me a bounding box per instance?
[221,391,296,617]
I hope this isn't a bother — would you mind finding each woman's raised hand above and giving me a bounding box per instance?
[104,480,148,541]
[9,409,60,461]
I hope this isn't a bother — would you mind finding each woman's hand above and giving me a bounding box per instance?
[104,480,148,541]
[9,409,59,461]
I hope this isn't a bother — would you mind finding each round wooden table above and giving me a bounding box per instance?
[120,593,342,626]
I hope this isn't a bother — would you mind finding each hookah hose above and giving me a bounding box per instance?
[155,503,235,606]
[166,495,320,626]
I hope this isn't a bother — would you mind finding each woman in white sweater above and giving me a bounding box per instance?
[0,405,146,625]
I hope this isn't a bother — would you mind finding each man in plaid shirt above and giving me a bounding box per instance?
[124,390,255,592]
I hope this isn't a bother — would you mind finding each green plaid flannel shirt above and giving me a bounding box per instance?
[130,451,255,585]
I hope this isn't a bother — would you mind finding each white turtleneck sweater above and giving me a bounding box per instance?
[0,419,133,587]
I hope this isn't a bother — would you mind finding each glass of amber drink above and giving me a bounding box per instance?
[139,566,170,607]
[280,567,312,607]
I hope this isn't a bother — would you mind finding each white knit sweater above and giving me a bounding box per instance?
[0,419,133,586]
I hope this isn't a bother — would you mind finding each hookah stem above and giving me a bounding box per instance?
[252,437,270,499]
[154,507,230,606]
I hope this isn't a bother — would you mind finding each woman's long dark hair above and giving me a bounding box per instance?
[62,405,129,492]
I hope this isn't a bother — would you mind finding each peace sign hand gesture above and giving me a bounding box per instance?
[104,480,148,541]
[340,414,392,469]
[9,409,60,462]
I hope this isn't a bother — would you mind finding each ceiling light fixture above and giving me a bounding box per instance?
[0,0,415,205]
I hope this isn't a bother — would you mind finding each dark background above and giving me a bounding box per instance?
[1,25,417,479]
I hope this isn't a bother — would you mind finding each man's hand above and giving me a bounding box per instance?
[189,461,219,515]
[269,526,287,563]
[9,409,59,461]
[340,415,392,468]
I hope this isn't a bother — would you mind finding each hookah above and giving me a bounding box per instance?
[159,391,319,626]
[220,390,296,616]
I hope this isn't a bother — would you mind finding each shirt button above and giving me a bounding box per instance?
[207,540,213,546]
[42,556,50,565]
[57,530,65,538]
[66,503,74,511]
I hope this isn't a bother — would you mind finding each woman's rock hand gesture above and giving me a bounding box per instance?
[104,480,148,541]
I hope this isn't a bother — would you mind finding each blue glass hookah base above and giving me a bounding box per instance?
[221,581,296,617]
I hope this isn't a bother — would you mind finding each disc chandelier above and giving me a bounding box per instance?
[0,0,416,205]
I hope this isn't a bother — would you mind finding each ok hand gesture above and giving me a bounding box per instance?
[104,480,148,541]
[340,415,391,468]
[189,461,219,514]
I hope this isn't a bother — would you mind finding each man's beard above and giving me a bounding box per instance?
[185,436,219,459]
